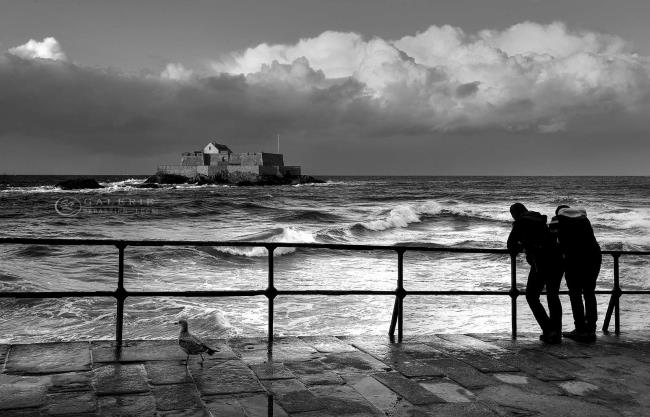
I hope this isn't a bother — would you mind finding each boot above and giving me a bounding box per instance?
[575,329,596,343]
[540,329,562,344]
[564,323,596,343]
[562,328,581,340]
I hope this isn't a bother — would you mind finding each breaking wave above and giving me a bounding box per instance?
[352,201,511,233]
[210,227,317,257]
[593,208,650,231]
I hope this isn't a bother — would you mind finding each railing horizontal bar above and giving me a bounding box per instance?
[276,290,396,295]
[0,237,508,253]
[0,291,115,298]
[408,290,514,295]
[408,290,620,296]
[0,291,264,298]
[1,237,647,256]
[2,289,647,299]
[128,291,267,297]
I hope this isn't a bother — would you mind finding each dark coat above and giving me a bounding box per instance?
[550,207,600,260]
[508,210,560,271]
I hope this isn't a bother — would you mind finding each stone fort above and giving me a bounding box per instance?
[157,142,301,179]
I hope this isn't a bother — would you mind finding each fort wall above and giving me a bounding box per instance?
[206,154,229,165]
[158,165,199,177]
[228,165,260,175]
[261,153,284,167]
[239,153,264,166]
[281,166,301,177]
[158,143,300,181]
[259,165,281,176]
[181,155,204,166]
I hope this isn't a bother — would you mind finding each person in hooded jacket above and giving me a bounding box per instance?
[508,203,563,343]
[550,205,601,343]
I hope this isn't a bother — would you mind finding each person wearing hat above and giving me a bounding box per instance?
[550,205,601,343]
[508,203,564,344]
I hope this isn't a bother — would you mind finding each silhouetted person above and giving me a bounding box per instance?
[508,203,563,343]
[550,205,601,343]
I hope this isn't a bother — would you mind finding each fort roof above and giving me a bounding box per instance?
[205,142,232,153]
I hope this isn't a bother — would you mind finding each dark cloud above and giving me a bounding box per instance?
[0,54,377,157]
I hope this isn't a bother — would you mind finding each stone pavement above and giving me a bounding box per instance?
[2,331,650,416]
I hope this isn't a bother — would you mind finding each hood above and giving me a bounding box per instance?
[557,207,587,219]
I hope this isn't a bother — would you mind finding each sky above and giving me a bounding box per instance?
[0,0,649,175]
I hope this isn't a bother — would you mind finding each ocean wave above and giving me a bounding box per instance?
[210,227,317,257]
[0,179,232,194]
[0,185,60,193]
[10,244,61,258]
[0,272,21,282]
[98,178,146,189]
[353,201,511,233]
[592,208,650,231]
[601,238,650,252]
[273,209,341,223]
[358,202,443,232]
[292,180,350,187]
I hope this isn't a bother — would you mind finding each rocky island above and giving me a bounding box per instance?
[149,142,324,186]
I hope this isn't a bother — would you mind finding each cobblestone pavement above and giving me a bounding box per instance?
[1,331,650,416]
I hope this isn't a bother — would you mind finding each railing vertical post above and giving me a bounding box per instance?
[388,298,399,339]
[614,253,621,335]
[510,253,518,339]
[397,249,405,343]
[266,245,277,355]
[115,242,127,348]
[603,253,622,334]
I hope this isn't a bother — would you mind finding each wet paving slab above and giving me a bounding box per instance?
[1,332,650,415]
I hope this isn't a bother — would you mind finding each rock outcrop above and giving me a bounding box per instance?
[146,171,324,186]
[144,173,192,185]
[56,178,104,190]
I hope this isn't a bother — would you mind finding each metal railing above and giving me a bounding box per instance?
[0,238,648,352]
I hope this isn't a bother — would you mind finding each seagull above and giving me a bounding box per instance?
[178,319,218,366]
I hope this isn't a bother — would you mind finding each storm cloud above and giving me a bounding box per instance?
[1,22,650,173]
[213,21,650,132]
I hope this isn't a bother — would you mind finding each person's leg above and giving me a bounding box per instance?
[583,253,602,334]
[545,265,563,336]
[565,263,586,332]
[526,269,550,333]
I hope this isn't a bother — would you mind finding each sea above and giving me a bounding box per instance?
[0,175,648,343]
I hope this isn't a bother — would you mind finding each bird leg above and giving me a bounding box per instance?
[185,354,189,367]
[200,353,205,366]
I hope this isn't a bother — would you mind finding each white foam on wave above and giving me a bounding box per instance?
[359,201,517,232]
[172,183,231,190]
[364,205,426,231]
[98,178,145,191]
[176,304,236,337]
[1,185,60,193]
[592,208,650,231]
[214,226,316,257]
[292,180,351,187]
